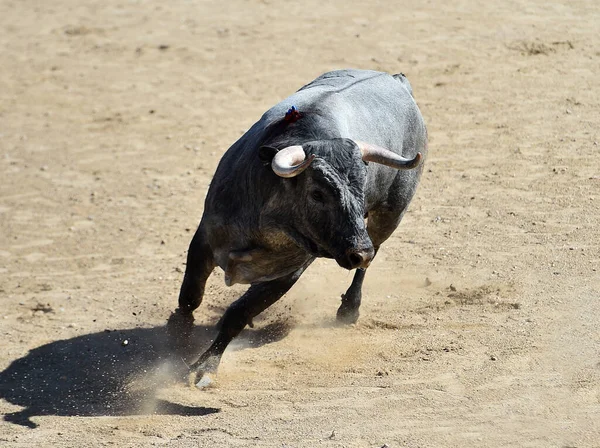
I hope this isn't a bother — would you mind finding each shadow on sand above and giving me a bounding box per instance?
[0,318,294,428]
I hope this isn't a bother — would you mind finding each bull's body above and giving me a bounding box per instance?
[171,69,428,386]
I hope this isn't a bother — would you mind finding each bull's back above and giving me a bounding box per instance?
[206,69,426,217]
[264,70,423,154]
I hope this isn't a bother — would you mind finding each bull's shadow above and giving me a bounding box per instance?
[0,317,293,429]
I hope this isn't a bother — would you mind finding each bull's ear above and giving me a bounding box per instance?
[258,146,279,165]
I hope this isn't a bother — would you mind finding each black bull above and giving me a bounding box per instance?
[168,69,428,387]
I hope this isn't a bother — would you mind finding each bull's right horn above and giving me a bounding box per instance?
[355,141,422,170]
[271,145,316,178]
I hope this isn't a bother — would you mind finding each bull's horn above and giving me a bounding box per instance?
[355,141,422,170]
[271,145,316,178]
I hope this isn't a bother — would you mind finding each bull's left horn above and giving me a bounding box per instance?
[271,145,316,178]
[355,140,422,170]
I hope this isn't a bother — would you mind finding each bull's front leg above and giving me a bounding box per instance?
[168,222,215,349]
[337,268,366,324]
[189,267,306,388]
[338,202,407,324]
[337,247,379,324]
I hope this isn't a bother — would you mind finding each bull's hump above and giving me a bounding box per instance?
[298,69,386,92]
[260,70,398,127]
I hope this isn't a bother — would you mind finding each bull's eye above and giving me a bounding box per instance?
[310,190,325,203]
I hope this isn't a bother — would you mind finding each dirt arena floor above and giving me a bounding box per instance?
[1,0,599,446]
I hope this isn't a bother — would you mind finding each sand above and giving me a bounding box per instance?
[1,0,599,446]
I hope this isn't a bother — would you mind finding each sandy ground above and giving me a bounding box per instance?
[1,0,599,446]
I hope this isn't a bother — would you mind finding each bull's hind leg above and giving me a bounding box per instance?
[168,223,215,347]
[189,266,307,388]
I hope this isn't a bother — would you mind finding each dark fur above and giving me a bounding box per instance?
[169,69,428,385]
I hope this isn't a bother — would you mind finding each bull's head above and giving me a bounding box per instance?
[261,138,421,270]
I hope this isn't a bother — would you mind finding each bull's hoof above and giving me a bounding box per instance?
[336,303,360,325]
[166,310,195,354]
[166,310,195,337]
[188,354,221,389]
[189,371,217,389]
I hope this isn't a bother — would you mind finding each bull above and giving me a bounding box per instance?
[170,69,428,387]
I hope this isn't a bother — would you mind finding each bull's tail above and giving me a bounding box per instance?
[392,72,414,97]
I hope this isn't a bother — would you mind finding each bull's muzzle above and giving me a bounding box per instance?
[338,246,375,270]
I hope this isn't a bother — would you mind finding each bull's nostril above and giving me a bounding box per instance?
[349,253,363,267]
